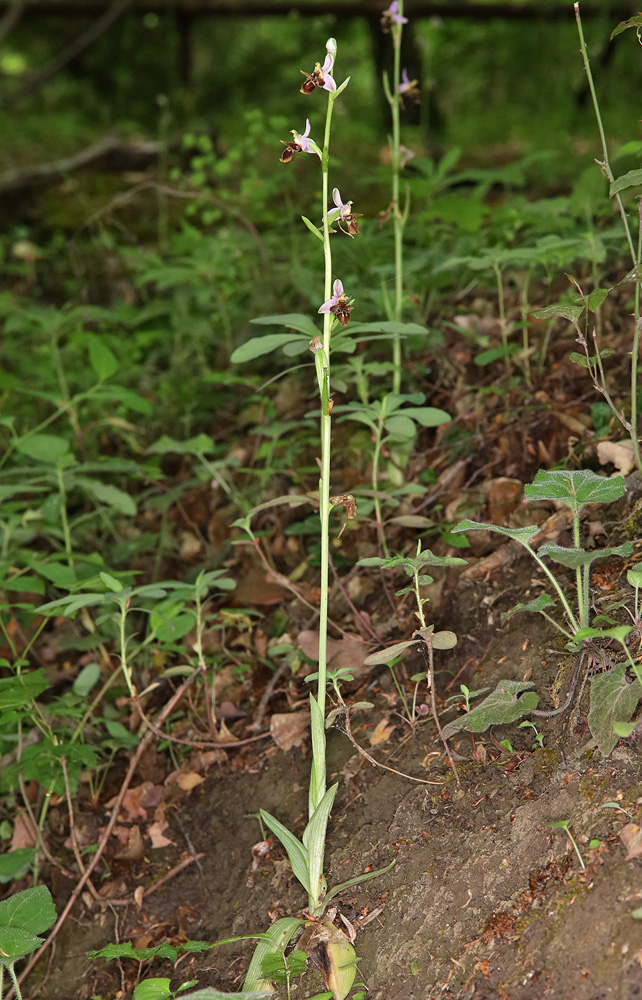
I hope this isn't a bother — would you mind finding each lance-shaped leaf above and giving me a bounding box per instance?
[303,783,338,907]
[441,680,539,740]
[588,665,641,757]
[524,469,625,512]
[230,332,307,364]
[243,917,304,994]
[539,541,632,570]
[259,811,310,895]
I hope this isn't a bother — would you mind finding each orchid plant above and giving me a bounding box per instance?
[232,37,393,1000]
[381,0,414,394]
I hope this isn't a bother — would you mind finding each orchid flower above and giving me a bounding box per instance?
[327,188,362,237]
[381,1,408,31]
[280,119,320,163]
[318,279,353,326]
[398,67,420,101]
[328,188,351,223]
[300,40,337,95]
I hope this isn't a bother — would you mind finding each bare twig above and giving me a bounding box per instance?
[2,0,134,108]
[0,0,28,50]
[341,704,442,786]
[419,636,461,788]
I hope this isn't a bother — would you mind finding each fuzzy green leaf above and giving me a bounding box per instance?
[588,665,641,756]
[441,680,539,740]
[539,541,632,570]
[501,593,555,624]
[524,469,625,512]
[452,519,539,546]
[364,640,418,665]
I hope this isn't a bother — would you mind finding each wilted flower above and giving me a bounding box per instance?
[327,188,362,238]
[280,119,316,162]
[381,1,408,32]
[398,67,420,103]
[300,48,336,94]
[398,144,416,168]
[319,279,353,327]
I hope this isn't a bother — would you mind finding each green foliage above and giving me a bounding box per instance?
[0,883,56,998]
[441,680,539,740]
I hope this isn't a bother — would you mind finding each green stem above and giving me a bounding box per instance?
[372,405,389,557]
[118,600,135,697]
[575,4,636,266]
[7,963,21,1000]
[55,466,73,567]
[313,88,337,819]
[492,260,511,382]
[390,4,404,393]
[630,206,642,474]
[527,544,580,635]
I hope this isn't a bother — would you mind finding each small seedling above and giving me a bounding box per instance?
[550,818,585,870]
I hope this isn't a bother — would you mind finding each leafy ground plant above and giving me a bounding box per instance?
[0,886,55,1000]
[448,468,640,754]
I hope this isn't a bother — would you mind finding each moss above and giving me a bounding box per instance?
[623,503,642,540]
[531,746,562,774]
[578,771,611,804]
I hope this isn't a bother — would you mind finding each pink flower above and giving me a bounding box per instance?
[319,279,353,326]
[381,1,408,31]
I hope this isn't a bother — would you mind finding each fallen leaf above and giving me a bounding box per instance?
[106,781,157,821]
[620,823,642,861]
[487,477,523,526]
[149,818,174,849]
[597,439,636,477]
[175,772,205,791]
[369,718,395,746]
[113,824,145,861]
[270,711,310,751]
[10,811,38,850]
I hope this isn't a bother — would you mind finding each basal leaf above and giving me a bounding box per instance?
[249,313,320,337]
[588,665,641,756]
[441,680,539,739]
[259,810,310,894]
[501,592,555,624]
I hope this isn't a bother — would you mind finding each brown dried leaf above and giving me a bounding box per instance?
[113,824,145,861]
[620,823,642,860]
[270,711,310,751]
[149,818,174,849]
[369,718,395,746]
[597,439,636,477]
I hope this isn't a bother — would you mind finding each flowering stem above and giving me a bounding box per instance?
[312,88,337,816]
[390,2,404,393]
